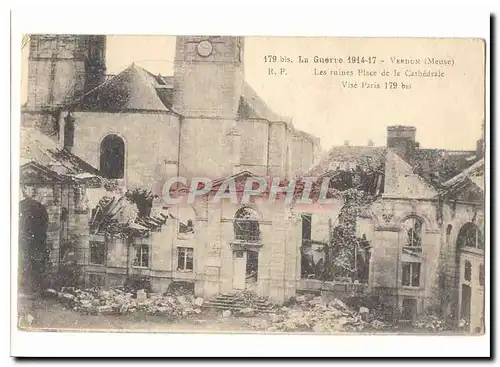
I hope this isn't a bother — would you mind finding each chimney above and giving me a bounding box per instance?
[386,125,417,161]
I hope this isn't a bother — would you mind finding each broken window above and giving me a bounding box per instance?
[246,250,259,282]
[179,219,194,234]
[178,207,195,235]
[234,207,260,243]
[133,245,149,268]
[402,217,423,248]
[89,241,105,265]
[464,260,472,282]
[402,262,421,287]
[458,223,484,250]
[177,247,194,271]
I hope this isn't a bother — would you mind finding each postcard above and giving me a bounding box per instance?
[14,33,487,355]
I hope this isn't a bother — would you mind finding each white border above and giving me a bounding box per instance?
[7,1,492,358]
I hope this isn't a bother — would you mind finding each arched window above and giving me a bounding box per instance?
[402,217,423,247]
[234,207,260,243]
[100,134,125,179]
[464,260,472,282]
[457,223,484,250]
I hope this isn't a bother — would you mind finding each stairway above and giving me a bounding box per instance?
[203,293,275,314]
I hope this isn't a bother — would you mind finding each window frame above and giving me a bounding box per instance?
[133,244,150,268]
[401,261,422,288]
[234,207,261,243]
[89,240,106,266]
[177,247,194,271]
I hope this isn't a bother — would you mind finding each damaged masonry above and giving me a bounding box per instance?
[18,35,485,335]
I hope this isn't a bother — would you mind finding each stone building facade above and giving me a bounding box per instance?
[19,35,485,332]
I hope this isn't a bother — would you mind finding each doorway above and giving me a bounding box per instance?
[232,250,259,291]
[233,251,246,290]
[19,199,49,294]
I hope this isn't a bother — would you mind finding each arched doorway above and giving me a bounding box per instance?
[19,199,49,294]
[100,134,125,179]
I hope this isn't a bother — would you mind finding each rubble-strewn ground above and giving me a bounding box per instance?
[17,289,455,334]
[18,296,262,332]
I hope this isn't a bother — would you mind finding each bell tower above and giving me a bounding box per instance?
[23,34,106,135]
[173,36,244,119]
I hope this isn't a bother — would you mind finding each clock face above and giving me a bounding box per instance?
[197,40,213,57]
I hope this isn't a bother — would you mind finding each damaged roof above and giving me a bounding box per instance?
[441,157,484,191]
[410,148,478,186]
[306,145,387,178]
[20,127,100,177]
[90,194,170,235]
[76,64,174,113]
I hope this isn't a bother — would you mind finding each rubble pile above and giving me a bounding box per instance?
[45,287,205,319]
[250,295,390,333]
[412,315,445,332]
[232,291,278,313]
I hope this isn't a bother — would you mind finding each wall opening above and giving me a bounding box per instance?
[100,134,125,179]
[19,198,49,294]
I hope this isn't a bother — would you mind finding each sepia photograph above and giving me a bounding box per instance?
[9,6,491,355]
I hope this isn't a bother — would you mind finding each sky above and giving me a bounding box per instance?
[21,36,484,152]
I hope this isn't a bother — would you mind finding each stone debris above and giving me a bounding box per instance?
[249,295,390,333]
[222,310,232,318]
[193,297,204,307]
[49,287,202,319]
[240,307,255,316]
[412,315,445,332]
[359,306,369,314]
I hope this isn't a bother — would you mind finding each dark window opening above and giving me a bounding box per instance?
[63,112,75,150]
[301,213,312,241]
[402,262,421,287]
[133,245,149,268]
[177,247,193,271]
[100,134,125,179]
[89,241,105,265]
[246,250,259,282]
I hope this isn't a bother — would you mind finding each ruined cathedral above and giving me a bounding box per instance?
[19,35,485,333]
